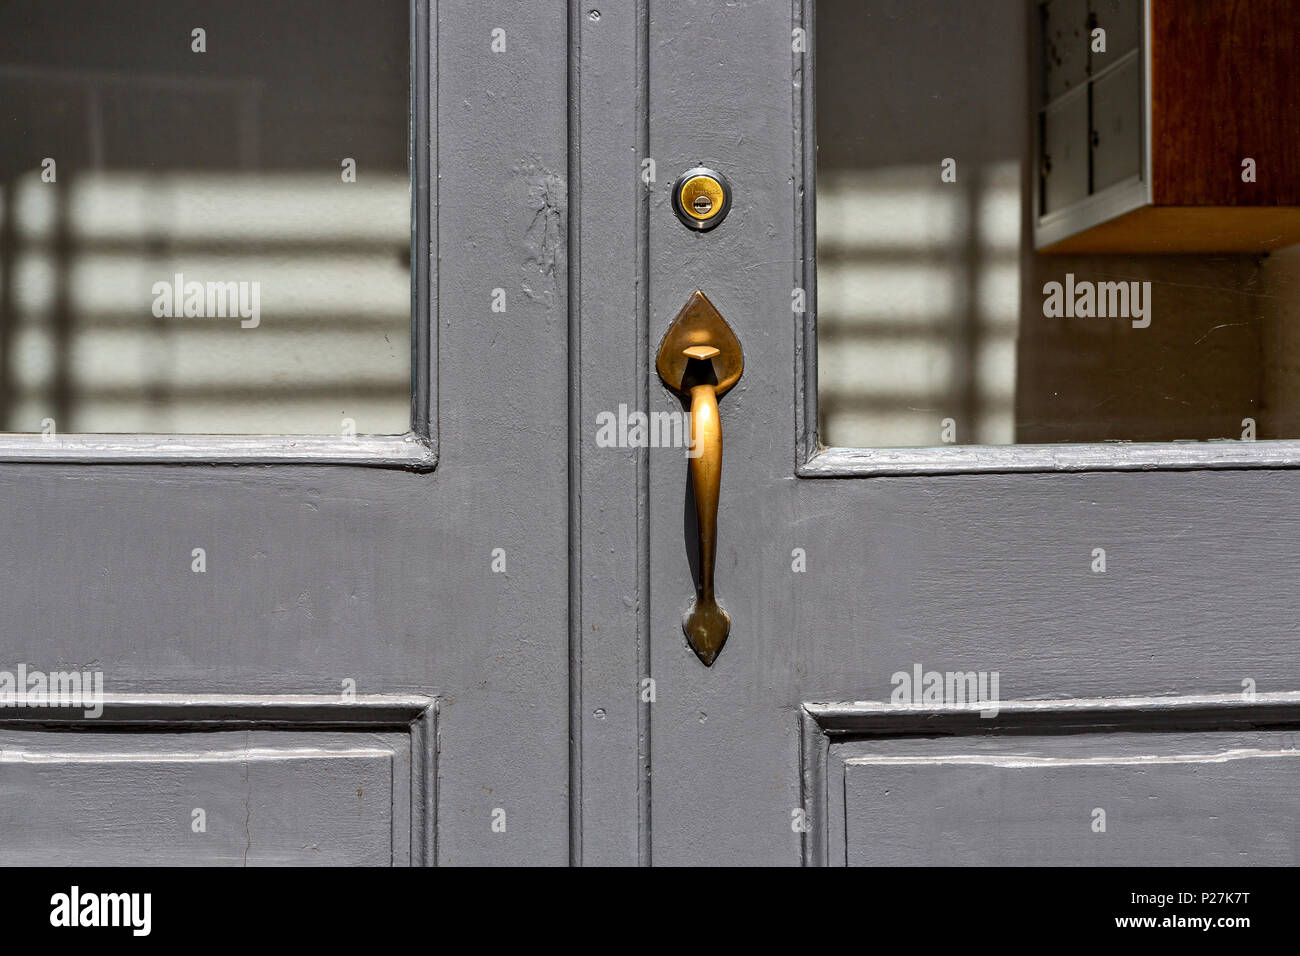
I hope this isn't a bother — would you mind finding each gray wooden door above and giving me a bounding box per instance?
[0,0,572,866]
[8,0,1297,870]
[567,0,1300,865]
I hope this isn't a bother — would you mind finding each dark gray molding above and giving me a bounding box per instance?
[793,0,819,470]
[411,0,438,458]
[792,0,1299,480]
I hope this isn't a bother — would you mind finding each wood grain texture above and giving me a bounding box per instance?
[0,746,397,866]
[803,694,1300,866]
[0,0,573,867]
[0,433,435,469]
[845,740,1300,865]
[1151,0,1300,206]
[804,437,1300,477]
[644,0,1300,867]
[1038,203,1300,253]
[0,694,434,865]
[570,0,652,866]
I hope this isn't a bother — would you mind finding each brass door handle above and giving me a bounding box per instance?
[657,291,743,666]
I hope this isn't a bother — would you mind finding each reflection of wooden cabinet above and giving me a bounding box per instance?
[1035,0,1300,252]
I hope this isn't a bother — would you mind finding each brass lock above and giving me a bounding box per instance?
[671,167,732,231]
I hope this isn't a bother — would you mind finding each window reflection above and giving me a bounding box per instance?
[816,0,1300,447]
[818,163,1019,446]
[0,0,410,435]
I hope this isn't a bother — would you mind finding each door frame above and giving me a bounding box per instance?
[0,0,576,867]
[794,0,1300,479]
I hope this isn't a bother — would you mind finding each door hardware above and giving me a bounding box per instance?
[671,167,732,231]
[656,290,743,665]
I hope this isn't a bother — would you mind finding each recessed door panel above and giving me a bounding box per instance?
[844,737,1300,866]
[0,736,399,865]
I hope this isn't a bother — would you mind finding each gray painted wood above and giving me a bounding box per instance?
[843,738,1300,866]
[571,0,652,866]
[647,0,807,865]
[640,0,1300,865]
[0,695,431,865]
[0,433,434,469]
[9,0,1297,869]
[0,743,398,866]
[803,439,1300,476]
[803,694,1300,866]
[0,0,572,866]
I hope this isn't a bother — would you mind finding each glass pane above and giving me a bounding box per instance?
[816,0,1300,447]
[0,0,411,435]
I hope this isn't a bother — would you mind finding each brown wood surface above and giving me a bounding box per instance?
[1039,203,1300,253]
[1151,0,1300,206]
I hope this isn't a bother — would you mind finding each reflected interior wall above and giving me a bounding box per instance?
[0,0,411,434]
[816,0,1289,447]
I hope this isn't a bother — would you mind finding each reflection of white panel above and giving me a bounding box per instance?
[12,173,57,238]
[13,251,409,317]
[8,254,54,313]
[976,161,1022,252]
[820,337,955,398]
[818,335,1014,400]
[4,170,412,434]
[16,172,409,243]
[822,409,954,449]
[974,261,1021,327]
[8,397,410,437]
[976,338,1016,402]
[817,162,1023,448]
[818,168,965,252]
[818,262,958,323]
[8,329,55,391]
[10,327,406,391]
[80,400,405,436]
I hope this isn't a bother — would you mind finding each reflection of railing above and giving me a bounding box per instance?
[816,162,1020,448]
[0,171,411,435]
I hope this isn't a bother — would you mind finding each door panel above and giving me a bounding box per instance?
[0,736,401,866]
[843,741,1299,866]
[0,695,432,865]
[636,0,1300,866]
[645,0,812,865]
[8,0,1295,870]
[803,696,1300,866]
[0,0,572,866]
